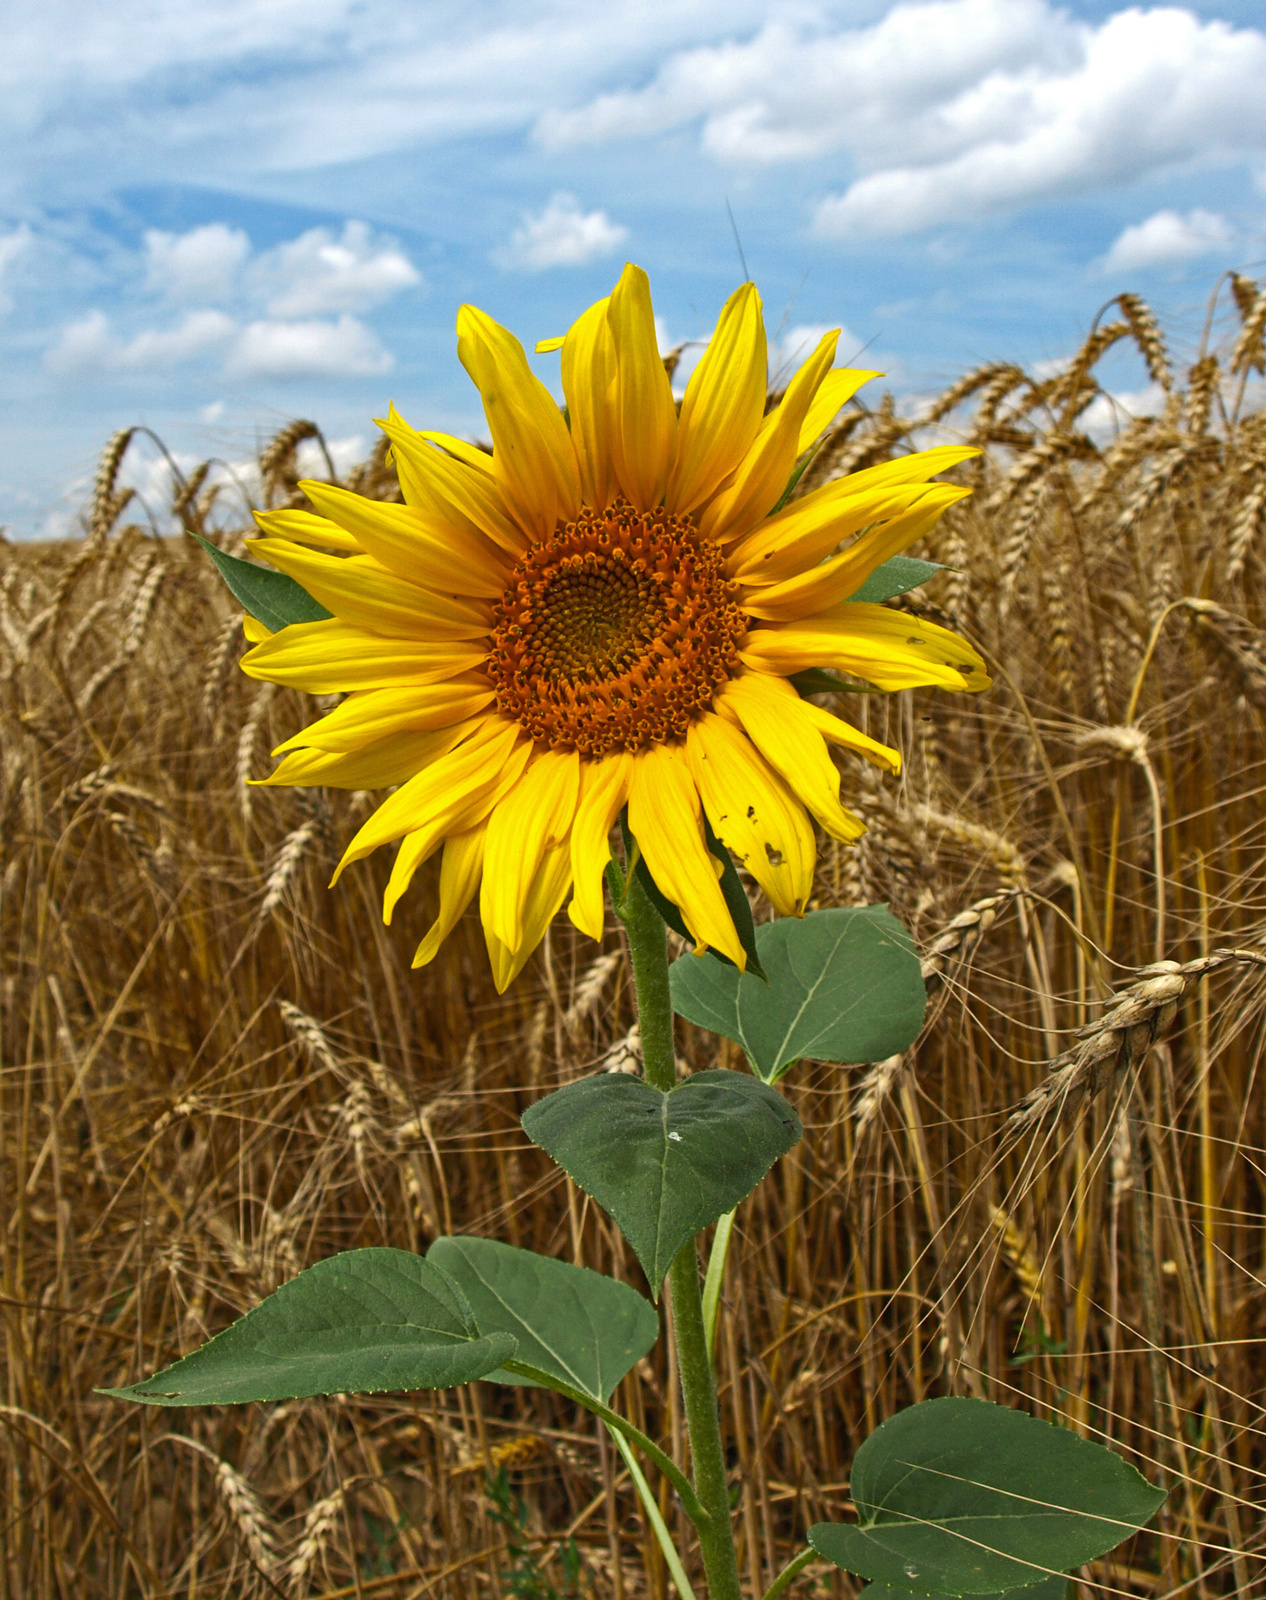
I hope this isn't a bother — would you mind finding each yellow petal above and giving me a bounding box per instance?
[606,264,677,511]
[246,539,491,641]
[796,368,881,457]
[567,751,633,939]
[259,723,469,790]
[716,673,866,842]
[627,744,745,967]
[332,716,526,882]
[561,296,616,510]
[456,304,581,537]
[739,603,991,693]
[719,669,899,772]
[297,479,511,598]
[798,696,902,774]
[381,732,534,920]
[730,483,942,588]
[481,749,581,952]
[253,508,362,552]
[242,615,272,643]
[667,282,766,515]
[484,839,573,994]
[242,619,486,692]
[378,406,527,557]
[685,714,815,916]
[729,447,980,585]
[535,335,565,354]
[412,824,487,967]
[272,678,495,754]
[414,431,496,476]
[739,487,970,621]
[698,330,839,545]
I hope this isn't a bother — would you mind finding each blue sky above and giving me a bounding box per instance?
[4,0,1266,536]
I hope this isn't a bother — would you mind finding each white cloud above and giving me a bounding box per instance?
[1100,207,1233,273]
[144,223,250,302]
[296,433,368,478]
[252,221,420,316]
[493,193,628,271]
[46,308,235,373]
[0,224,31,313]
[536,1,1266,239]
[225,315,392,379]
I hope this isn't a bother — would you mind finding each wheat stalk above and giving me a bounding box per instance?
[285,1485,344,1596]
[1007,950,1266,1133]
[563,950,622,1037]
[88,429,136,543]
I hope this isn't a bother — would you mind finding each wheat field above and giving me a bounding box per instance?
[3,281,1266,1600]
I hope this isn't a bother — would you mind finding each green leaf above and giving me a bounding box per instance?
[191,531,332,631]
[426,1236,659,1401]
[858,1579,1067,1600]
[100,1249,516,1406]
[670,906,926,1083]
[622,816,766,980]
[521,1070,801,1295]
[847,555,944,605]
[808,1397,1166,1595]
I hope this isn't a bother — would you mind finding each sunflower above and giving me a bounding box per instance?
[240,265,988,990]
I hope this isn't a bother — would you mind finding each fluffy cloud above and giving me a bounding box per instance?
[252,221,421,316]
[1101,208,1233,273]
[46,308,236,373]
[144,223,250,302]
[493,193,628,271]
[0,4,771,190]
[225,315,392,379]
[537,1,1266,238]
[45,219,410,381]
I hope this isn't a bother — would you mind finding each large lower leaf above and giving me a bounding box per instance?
[521,1069,801,1294]
[192,531,331,632]
[809,1397,1165,1595]
[101,1249,516,1406]
[670,905,926,1082]
[427,1236,659,1401]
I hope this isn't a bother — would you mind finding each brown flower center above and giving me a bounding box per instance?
[488,501,746,757]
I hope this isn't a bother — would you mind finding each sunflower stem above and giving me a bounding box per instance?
[618,870,744,1600]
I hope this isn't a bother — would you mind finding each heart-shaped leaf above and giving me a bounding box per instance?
[100,1248,515,1406]
[521,1069,801,1294]
[670,905,926,1082]
[809,1397,1166,1595]
[427,1236,659,1401]
[858,1577,1068,1600]
[192,531,331,632]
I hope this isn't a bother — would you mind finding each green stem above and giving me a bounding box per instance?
[500,1359,707,1527]
[761,1548,819,1600]
[607,1425,699,1600]
[618,867,744,1600]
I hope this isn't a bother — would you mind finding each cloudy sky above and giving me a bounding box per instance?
[4,0,1265,535]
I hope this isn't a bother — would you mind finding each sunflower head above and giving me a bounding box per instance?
[240,264,988,991]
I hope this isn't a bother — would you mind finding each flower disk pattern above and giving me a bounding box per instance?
[488,502,746,757]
